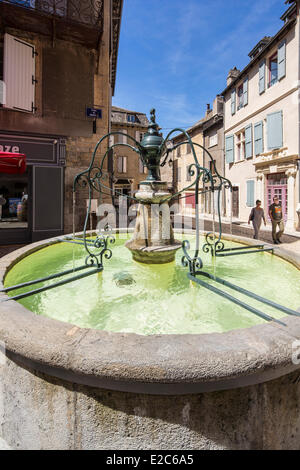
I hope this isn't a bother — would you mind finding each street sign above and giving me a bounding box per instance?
[86,107,102,119]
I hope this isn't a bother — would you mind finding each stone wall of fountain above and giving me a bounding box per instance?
[0,234,300,450]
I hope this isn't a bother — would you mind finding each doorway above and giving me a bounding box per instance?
[266,174,288,222]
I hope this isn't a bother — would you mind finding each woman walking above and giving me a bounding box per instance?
[248,200,266,240]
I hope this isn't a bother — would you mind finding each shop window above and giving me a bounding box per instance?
[0,171,29,229]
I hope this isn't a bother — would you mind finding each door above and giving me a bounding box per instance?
[267,185,288,222]
[32,166,64,242]
[232,187,239,218]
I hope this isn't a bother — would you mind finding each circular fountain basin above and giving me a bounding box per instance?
[0,231,300,450]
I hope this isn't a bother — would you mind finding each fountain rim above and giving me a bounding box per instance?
[0,230,300,396]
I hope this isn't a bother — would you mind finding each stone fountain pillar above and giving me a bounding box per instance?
[125,108,182,264]
[126,181,182,264]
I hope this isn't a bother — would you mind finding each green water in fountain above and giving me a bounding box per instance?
[4,235,300,335]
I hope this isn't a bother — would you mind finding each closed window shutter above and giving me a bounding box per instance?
[254,121,264,155]
[3,33,35,112]
[267,111,283,149]
[123,156,127,172]
[278,40,286,81]
[231,89,236,115]
[245,124,253,159]
[246,180,255,207]
[243,78,248,106]
[117,156,123,173]
[225,135,234,163]
[259,60,266,94]
[109,135,115,147]
[135,131,140,143]
[122,130,127,144]
[139,158,144,174]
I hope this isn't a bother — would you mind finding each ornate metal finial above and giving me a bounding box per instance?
[150,108,156,124]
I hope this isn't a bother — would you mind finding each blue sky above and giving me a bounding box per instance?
[113,0,288,134]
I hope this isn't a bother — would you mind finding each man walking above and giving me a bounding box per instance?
[269,196,284,244]
[248,200,266,240]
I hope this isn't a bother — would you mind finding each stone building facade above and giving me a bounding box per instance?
[110,106,149,210]
[222,1,300,230]
[0,0,123,243]
[163,96,225,218]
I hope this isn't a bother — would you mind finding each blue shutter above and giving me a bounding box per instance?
[243,78,249,106]
[246,180,255,207]
[259,60,266,94]
[278,40,286,81]
[225,135,234,163]
[231,89,236,115]
[254,121,264,155]
[245,124,253,158]
[267,111,283,150]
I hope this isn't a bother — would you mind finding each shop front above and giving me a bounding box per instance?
[0,133,66,244]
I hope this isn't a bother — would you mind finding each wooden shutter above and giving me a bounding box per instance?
[117,156,123,172]
[122,130,127,144]
[246,180,255,207]
[254,121,264,155]
[245,124,253,158]
[259,60,266,95]
[278,40,286,81]
[225,135,234,163]
[3,33,35,112]
[139,158,144,174]
[231,89,236,115]
[243,78,249,106]
[267,111,283,150]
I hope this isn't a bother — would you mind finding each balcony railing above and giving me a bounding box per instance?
[1,0,104,27]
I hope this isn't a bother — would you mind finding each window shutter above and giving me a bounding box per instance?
[109,135,115,147]
[254,121,264,155]
[246,180,255,207]
[3,33,35,112]
[136,131,140,142]
[259,60,266,95]
[139,158,144,174]
[117,156,122,173]
[231,89,236,115]
[278,40,286,81]
[245,124,253,158]
[225,135,234,163]
[122,130,127,144]
[243,78,248,106]
[123,156,127,173]
[267,111,283,150]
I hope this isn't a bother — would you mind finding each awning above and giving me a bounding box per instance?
[0,152,26,174]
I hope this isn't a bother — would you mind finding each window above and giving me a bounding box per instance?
[269,52,278,87]
[254,121,264,155]
[0,171,29,230]
[237,84,244,110]
[231,89,236,115]
[117,156,127,173]
[177,146,181,158]
[3,33,36,112]
[236,130,246,161]
[127,114,136,123]
[135,131,144,143]
[117,130,127,144]
[209,133,218,148]
[186,143,191,154]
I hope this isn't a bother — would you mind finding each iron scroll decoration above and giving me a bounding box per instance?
[73,108,232,273]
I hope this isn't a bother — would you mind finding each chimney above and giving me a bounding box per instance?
[227,67,240,86]
[206,103,212,117]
